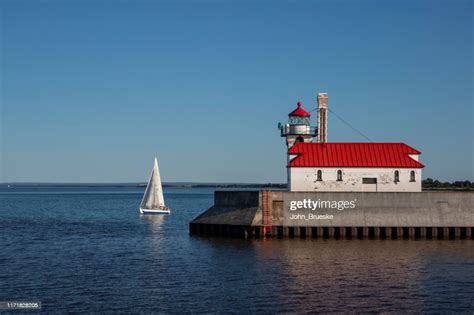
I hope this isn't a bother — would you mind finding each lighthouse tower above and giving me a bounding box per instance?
[280,101,316,148]
[279,101,316,191]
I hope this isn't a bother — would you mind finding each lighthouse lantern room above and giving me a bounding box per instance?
[279,101,317,149]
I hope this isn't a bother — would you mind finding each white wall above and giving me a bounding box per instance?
[289,167,422,192]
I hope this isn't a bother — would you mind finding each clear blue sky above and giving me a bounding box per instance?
[1,0,472,183]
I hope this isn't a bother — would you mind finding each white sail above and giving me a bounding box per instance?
[140,158,167,212]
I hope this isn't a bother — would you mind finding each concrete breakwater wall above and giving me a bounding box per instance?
[189,191,474,239]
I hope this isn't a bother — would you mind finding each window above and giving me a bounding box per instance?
[362,178,377,184]
[337,170,343,181]
[394,170,400,183]
[289,116,310,125]
[317,170,322,181]
[410,170,416,182]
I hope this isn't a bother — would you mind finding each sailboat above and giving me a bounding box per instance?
[139,157,170,215]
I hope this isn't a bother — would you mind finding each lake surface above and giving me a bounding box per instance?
[1,187,473,313]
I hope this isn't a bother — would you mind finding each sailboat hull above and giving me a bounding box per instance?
[140,208,171,215]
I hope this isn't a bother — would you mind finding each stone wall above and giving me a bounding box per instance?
[190,190,474,238]
[272,191,473,227]
[191,190,473,227]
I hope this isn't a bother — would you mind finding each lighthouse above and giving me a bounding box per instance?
[279,99,318,190]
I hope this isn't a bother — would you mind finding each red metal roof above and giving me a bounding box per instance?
[288,142,424,168]
[288,102,311,117]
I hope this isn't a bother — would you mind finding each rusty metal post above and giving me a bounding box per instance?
[351,227,357,239]
[363,227,369,238]
[420,227,426,239]
[397,227,403,239]
[454,227,460,239]
[444,227,449,239]
[294,226,300,238]
[374,227,380,239]
[328,227,335,238]
[340,226,346,239]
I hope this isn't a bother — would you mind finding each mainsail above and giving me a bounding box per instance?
[140,158,165,210]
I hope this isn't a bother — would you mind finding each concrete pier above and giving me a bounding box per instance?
[190,191,474,239]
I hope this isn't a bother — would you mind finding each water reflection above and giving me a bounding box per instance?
[140,214,166,234]
[251,240,431,312]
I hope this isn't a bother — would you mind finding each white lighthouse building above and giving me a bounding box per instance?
[280,93,424,192]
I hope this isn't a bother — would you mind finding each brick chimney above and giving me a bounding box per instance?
[317,93,328,143]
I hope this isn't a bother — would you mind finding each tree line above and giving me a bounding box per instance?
[423,178,474,189]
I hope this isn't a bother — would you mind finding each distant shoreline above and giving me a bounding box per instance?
[0,182,472,191]
[0,182,287,189]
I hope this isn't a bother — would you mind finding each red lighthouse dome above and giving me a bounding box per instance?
[288,101,310,117]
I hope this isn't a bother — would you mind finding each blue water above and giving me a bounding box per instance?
[1,187,473,313]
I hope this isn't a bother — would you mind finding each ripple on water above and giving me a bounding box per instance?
[0,189,473,312]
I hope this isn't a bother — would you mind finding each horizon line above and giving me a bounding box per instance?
[0,181,287,185]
